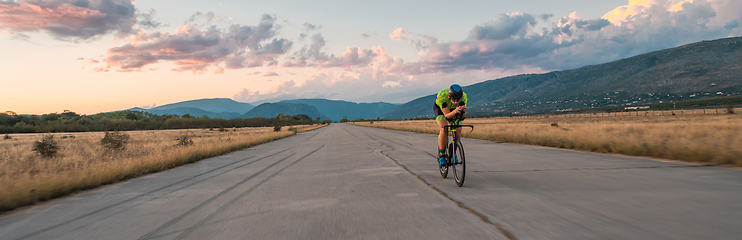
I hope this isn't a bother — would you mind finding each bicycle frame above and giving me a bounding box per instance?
[442,119,473,160]
[443,122,474,142]
[439,117,472,187]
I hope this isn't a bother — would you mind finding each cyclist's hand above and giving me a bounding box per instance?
[456,106,466,113]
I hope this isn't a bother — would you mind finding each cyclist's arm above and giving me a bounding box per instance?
[441,107,462,119]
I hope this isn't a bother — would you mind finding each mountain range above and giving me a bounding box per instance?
[129,98,399,121]
[382,36,742,119]
[128,98,254,119]
[241,102,326,120]
[125,36,742,121]
[280,99,398,121]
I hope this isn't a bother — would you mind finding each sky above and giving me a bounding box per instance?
[1,0,740,115]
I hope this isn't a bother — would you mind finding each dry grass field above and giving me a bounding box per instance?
[0,124,323,212]
[351,109,741,166]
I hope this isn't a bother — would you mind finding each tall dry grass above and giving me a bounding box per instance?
[352,109,742,166]
[0,125,323,212]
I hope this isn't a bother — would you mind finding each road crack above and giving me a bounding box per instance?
[379,145,518,240]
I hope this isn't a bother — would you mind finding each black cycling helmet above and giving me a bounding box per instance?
[449,84,463,101]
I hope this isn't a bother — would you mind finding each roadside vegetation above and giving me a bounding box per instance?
[351,108,741,166]
[0,124,324,212]
[0,110,330,134]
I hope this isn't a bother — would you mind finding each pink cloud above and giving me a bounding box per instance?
[404,0,741,73]
[389,27,409,41]
[0,0,137,41]
[103,14,292,73]
[317,46,375,70]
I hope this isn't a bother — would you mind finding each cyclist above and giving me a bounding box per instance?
[434,84,467,166]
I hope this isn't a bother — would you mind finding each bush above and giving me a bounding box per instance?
[32,135,58,157]
[3,134,10,140]
[273,124,282,132]
[727,105,735,114]
[288,127,298,133]
[100,131,130,150]
[174,133,194,146]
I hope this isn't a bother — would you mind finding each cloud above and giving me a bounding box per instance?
[0,0,138,41]
[302,21,319,31]
[232,67,531,104]
[282,33,329,68]
[361,31,372,38]
[725,19,739,29]
[103,14,292,73]
[401,0,742,73]
[9,32,30,41]
[263,71,278,76]
[469,12,537,40]
[389,27,409,41]
[186,11,218,24]
[235,0,741,105]
[138,8,163,29]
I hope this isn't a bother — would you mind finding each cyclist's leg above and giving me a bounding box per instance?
[437,118,449,149]
[455,126,462,140]
[453,116,464,140]
[434,105,448,165]
[433,104,448,150]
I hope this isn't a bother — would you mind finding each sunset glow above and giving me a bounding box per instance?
[1,0,740,115]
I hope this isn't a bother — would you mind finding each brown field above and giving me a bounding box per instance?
[351,108,741,166]
[0,124,324,212]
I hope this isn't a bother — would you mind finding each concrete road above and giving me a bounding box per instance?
[1,123,741,239]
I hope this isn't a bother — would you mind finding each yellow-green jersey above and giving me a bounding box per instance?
[435,88,467,111]
[433,88,467,122]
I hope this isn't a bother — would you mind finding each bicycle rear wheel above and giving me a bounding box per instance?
[452,141,466,187]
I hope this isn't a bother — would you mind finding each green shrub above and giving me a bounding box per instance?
[288,127,298,133]
[273,124,282,132]
[3,134,10,140]
[32,135,58,157]
[100,131,130,150]
[727,105,735,114]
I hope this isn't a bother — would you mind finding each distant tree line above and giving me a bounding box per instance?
[0,110,329,134]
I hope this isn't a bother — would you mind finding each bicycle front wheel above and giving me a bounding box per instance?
[452,141,466,187]
[438,146,448,178]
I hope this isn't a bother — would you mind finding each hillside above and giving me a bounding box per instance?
[383,36,742,119]
[126,98,253,119]
[151,98,254,114]
[241,102,326,120]
[280,99,398,121]
[141,107,240,119]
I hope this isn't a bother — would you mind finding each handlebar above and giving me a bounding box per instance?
[442,113,472,132]
[443,123,474,133]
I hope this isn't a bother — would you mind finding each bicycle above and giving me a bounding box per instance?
[438,115,473,187]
